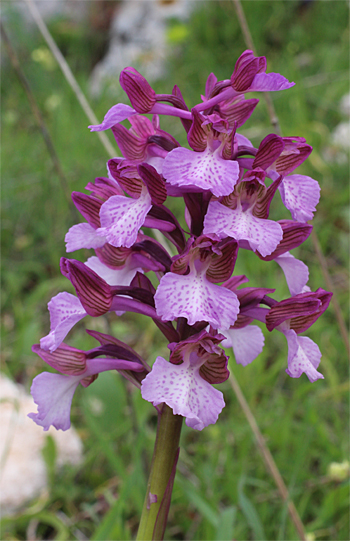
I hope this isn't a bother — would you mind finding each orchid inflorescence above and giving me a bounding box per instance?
[29,50,332,433]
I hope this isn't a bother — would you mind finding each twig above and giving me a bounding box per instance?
[0,21,72,205]
[24,0,117,159]
[228,370,307,541]
[231,0,349,357]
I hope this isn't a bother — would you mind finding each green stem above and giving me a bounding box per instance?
[137,404,183,541]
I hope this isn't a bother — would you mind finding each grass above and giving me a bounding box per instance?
[1,1,349,539]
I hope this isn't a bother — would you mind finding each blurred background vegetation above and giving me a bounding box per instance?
[1,1,349,539]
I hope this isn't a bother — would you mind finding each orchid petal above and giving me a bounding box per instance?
[249,72,295,92]
[40,293,87,352]
[163,147,239,197]
[141,356,225,430]
[97,188,152,248]
[221,325,265,366]
[204,201,283,257]
[88,103,136,131]
[275,252,309,296]
[154,271,239,330]
[29,358,144,431]
[65,223,106,252]
[85,256,141,286]
[284,330,323,382]
[28,372,81,431]
[279,174,320,222]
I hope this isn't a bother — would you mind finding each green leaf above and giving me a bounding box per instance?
[238,476,266,541]
[215,506,237,541]
[42,434,57,487]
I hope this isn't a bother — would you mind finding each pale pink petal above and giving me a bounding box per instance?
[146,156,164,174]
[275,252,309,296]
[89,103,136,131]
[285,331,323,382]
[97,188,152,248]
[85,256,143,316]
[84,256,141,286]
[65,223,106,252]
[29,357,144,431]
[163,147,239,197]
[40,292,87,352]
[279,174,320,222]
[28,372,81,431]
[250,72,295,92]
[141,356,225,430]
[221,325,264,366]
[204,201,283,257]
[154,271,239,330]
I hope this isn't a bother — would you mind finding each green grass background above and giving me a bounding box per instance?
[1,1,349,539]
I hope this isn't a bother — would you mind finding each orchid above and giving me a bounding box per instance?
[30,50,331,540]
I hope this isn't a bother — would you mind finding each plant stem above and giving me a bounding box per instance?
[137,404,183,541]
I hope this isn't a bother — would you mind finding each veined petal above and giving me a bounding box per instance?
[249,72,295,92]
[284,330,323,382]
[65,223,106,252]
[279,174,320,222]
[141,356,225,430]
[28,372,81,431]
[88,103,136,131]
[221,325,265,366]
[275,252,309,296]
[40,292,87,353]
[163,147,239,197]
[97,188,152,248]
[29,357,145,431]
[203,201,283,257]
[154,271,239,330]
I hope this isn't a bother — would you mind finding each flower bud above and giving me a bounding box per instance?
[119,67,156,114]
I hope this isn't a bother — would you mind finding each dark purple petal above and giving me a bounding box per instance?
[253,134,285,170]
[71,192,102,229]
[119,67,156,113]
[206,238,239,283]
[137,163,167,205]
[62,258,113,317]
[257,220,313,261]
[85,176,123,200]
[266,289,332,332]
[187,110,209,151]
[111,124,148,162]
[32,343,87,375]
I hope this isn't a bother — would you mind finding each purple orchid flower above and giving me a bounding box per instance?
[203,172,283,257]
[141,331,228,430]
[154,237,239,330]
[32,51,331,444]
[29,343,146,430]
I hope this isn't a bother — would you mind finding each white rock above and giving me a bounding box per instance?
[339,92,350,117]
[0,374,83,516]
